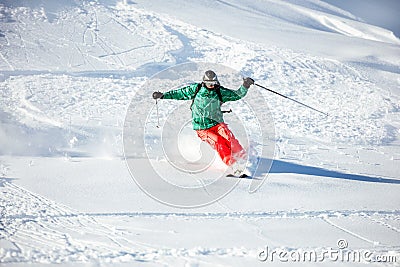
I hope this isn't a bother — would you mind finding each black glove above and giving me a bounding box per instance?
[242,77,254,89]
[152,91,164,99]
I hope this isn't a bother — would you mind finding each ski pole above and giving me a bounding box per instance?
[254,83,328,116]
[155,99,160,128]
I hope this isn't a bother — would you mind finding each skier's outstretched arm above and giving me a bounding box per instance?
[220,77,254,102]
[152,83,198,100]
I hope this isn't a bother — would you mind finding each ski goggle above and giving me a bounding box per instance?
[204,81,218,86]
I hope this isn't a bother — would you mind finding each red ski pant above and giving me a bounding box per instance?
[196,123,245,166]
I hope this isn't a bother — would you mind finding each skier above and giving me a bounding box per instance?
[152,70,254,175]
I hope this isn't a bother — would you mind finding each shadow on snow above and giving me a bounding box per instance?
[264,158,400,184]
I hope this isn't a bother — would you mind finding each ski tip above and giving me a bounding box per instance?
[226,173,252,179]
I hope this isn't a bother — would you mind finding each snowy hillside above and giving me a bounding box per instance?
[0,0,399,266]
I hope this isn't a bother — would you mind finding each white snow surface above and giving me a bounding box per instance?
[0,0,400,266]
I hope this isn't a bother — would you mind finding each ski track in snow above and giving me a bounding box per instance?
[0,2,399,149]
[0,1,399,174]
[1,177,399,264]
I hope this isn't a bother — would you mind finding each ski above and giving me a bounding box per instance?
[226,173,251,179]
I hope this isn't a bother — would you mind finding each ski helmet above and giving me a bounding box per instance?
[202,70,219,86]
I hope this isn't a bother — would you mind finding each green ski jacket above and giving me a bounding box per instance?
[162,83,248,130]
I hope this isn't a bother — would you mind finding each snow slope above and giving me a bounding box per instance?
[323,0,400,38]
[0,0,399,266]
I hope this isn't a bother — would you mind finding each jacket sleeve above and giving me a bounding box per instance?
[220,85,248,102]
[162,83,198,100]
